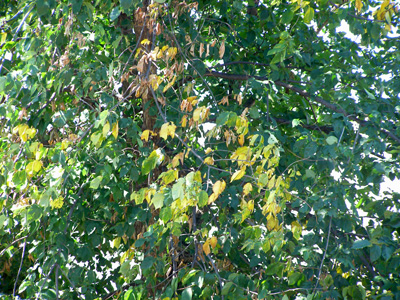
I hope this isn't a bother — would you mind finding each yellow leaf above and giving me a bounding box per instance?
[26,160,42,176]
[205,147,213,154]
[208,193,218,205]
[355,0,362,13]
[267,213,278,231]
[203,240,211,255]
[145,188,156,203]
[159,122,176,140]
[171,152,184,168]
[167,47,177,60]
[112,237,121,248]
[204,157,214,165]
[231,167,246,182]
[141,39,150,45]
[219,40,225,59]
[61,140,70,150]
[193,107,202,122]
[268,175,276,190]
[238,134,245,146]
[141,130,151,142]
[103,122,110,137]
[50,196,64,209]
[112,122,119,139]
[248,200,254,212]
[163,75,176,92]
[181,115,187,128]
[243,183,253,196]
[212,180,226,196]
[210,236,218,249]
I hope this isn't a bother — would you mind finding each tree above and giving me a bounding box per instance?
[1,0,399,299]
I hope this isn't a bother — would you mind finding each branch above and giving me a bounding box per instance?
[274,117,333,133]
[204,71,400,144]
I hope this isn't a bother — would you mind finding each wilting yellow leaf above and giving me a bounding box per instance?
[204,157,214,165]
[137,56,146,73]
[237,94,242,105]
[210,236,218,249]
[167,47,177,60]
[219,95,229,105]
[205,147,213,154]
[159,122,177,140]
[238,134,245,146]
[243,183,253,196]
[112,122,119,139]
[172,152,184,168]
[199,43,204,57]
[203,240,211,255]
[141,39,150,45]
[163,75,176,92]
[231,167,246,182]
[219,40,225,58]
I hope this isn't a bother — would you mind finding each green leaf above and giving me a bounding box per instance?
[172,178,185,201]
[110,7,121,22]
[182,287,193,300]
[352,239,371,249]
[326,136,338,145]
[370,244,381,262]
[141,151,160,175]
[198,190,208,207]
[216,112,230,126]
[160,207,172,222]
[141,256,155,271]
[265,262,284,276]
[124,288,135,300]
[281,10,294,24]
[221,282,234,295]
[288,272,303,286]
[304,6,314,23]
[120,0,133,10]
[0,214,7,229]
[151,192,164,209]
[90,176,103,189]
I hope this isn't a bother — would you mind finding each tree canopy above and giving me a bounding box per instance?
[1,0,400,299]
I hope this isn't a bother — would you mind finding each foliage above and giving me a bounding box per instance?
[1,0,400,299]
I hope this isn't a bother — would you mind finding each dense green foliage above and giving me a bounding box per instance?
[1,0,400,299]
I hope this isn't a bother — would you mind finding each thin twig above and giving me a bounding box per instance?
[13,237,27,297]
[36,263,57,300]
[313,216,332,295]
[206,253,224,300]
[55,265,59,300]
[0,235,29,257]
